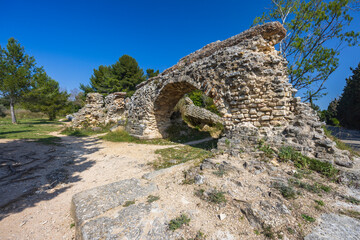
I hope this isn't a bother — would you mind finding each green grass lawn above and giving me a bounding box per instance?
[0,117,64,144]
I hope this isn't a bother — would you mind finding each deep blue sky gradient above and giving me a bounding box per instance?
[1,0,359,109]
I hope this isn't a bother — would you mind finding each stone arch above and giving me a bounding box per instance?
[126,22,296,139]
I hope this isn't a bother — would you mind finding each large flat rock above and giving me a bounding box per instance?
[71,178,180,240]
[305,213,360,240]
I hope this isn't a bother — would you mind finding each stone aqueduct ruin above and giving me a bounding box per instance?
[126,22,296,139]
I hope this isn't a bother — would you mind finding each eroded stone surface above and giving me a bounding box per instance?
[72,92,127,128]
[305,214,360,240]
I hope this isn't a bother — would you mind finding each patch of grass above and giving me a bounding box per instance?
[273,182,297,199]
[278,146,338,178]
[123,200,135,207]
[314,200,325,206]
[152,145,213,169]
[70,223,75,228]
[289,179,331,194]
[301,214,316,222]
[168,214,191,231]
[254,229,260,235]
[147,195,160,203]
[323,126,359,157]
[343,195,360,205]
[100,130,173,145]
[0,118,63,141]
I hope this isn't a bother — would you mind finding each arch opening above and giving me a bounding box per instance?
[153,81,224,143]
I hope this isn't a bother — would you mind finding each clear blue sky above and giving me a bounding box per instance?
[1,0,359,109]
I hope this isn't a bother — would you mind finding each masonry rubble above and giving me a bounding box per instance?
[71,92,128,128]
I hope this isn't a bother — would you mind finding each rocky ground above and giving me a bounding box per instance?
[0,129,360,239]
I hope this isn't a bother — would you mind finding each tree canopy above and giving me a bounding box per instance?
[81,55,159,97]
[336,63,360,129]
[254,0,359,103]
[22,69,69,120]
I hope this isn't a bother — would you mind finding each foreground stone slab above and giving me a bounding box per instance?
[305,213,360,240]
[71,178,179,240]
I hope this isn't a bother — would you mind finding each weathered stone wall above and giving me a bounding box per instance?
[126,22,295,139]
[72,92,127,128]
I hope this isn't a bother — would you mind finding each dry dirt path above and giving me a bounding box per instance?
[0,132,172,240]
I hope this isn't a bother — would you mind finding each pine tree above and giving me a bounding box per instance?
[0,38,37,123]
[84,55,149,97]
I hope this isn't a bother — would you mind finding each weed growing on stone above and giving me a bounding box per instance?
[301,214,316,222]
[168,214,191,231]
[123,200,135,207]
[147,195,160,203]
[70,223,75,229]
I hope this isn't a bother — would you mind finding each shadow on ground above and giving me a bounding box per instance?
[0,135,101,220]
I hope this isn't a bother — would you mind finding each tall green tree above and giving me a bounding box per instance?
[336,63,360,129]
[22,69,69,120]
[254,0,359,103]
[0,38,37,123]
[82,55,151,97]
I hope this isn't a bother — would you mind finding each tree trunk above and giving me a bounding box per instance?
[10,98,17,124]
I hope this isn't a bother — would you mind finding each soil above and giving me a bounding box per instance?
[1,127,360,239]
[0,132,172,240]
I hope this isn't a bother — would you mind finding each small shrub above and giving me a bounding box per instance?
[258,140,274,158]
[262,226,275,239]
[301,214,316,222]
[208,190,227,204]
[147,195,160,203]
[314,200,325,206]
[195,189,227,204]
[168,214,191,231]
[273,182,297,199]
[289,179,331,194]
[123,200,135,207]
